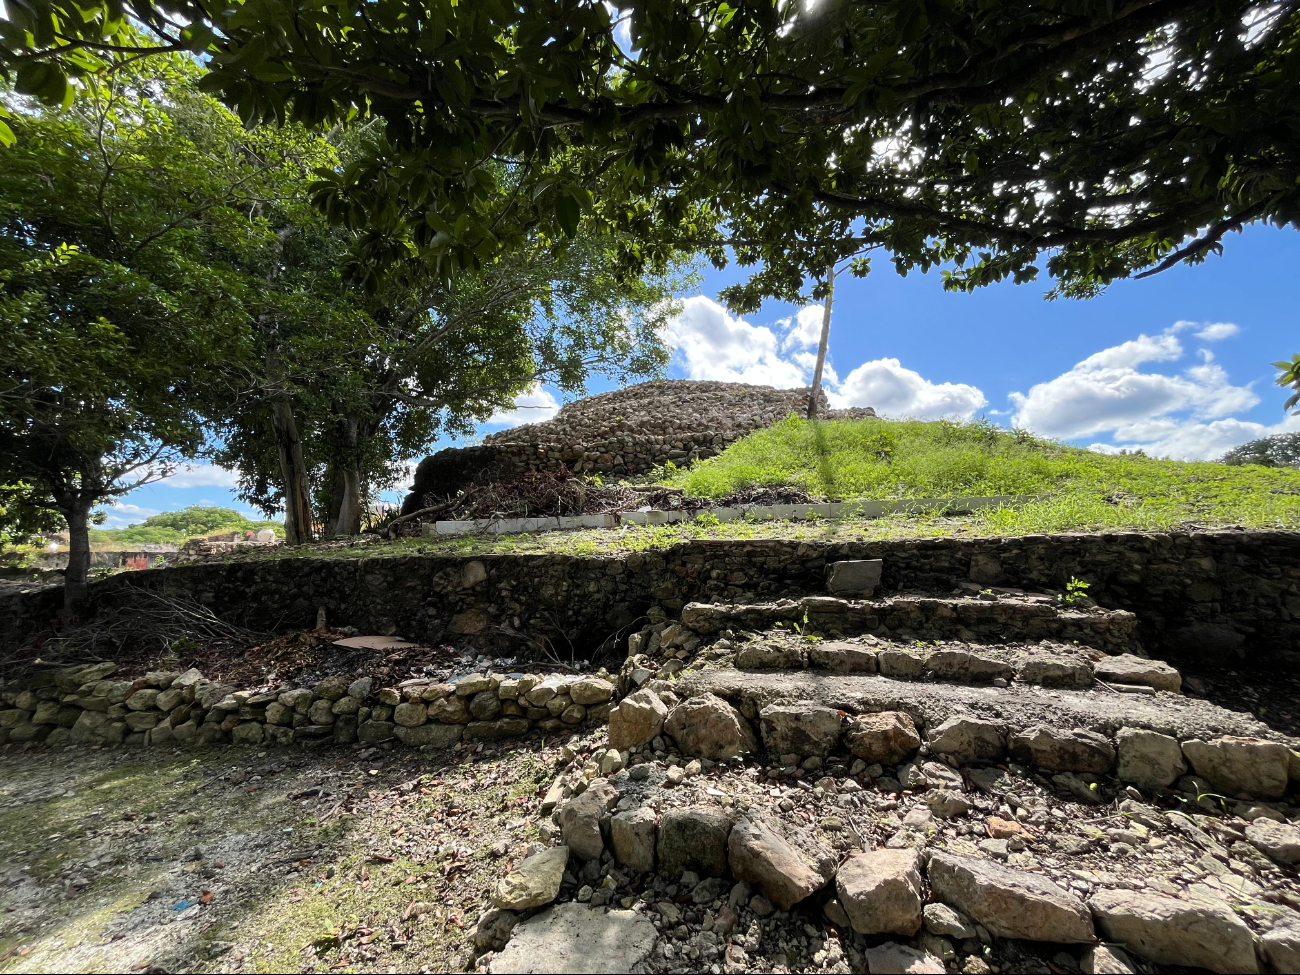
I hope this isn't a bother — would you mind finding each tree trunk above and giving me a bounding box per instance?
[807,262,836,420]
[62,494,93,619]
[323,416,363,537]
[270,396,314,545]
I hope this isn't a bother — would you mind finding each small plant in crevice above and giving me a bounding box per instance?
[1059,577,1091,606]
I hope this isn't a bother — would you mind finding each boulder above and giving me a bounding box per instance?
[1245,817,1300,865]
[1008,725,1115,773]
[758,702,842,758]
[835,849,924,936]
[926,717,1005,766]
[809,642,878,673]
[665,694,756,761]
[1088,888,1257,974]
[493,846,569,911]
[608,689,668,751]
[1115,728,1186,790]
[657,808,732,878]
[1182,735,1291,798]
[927,853,1094,944]
[727,818,828,911]
[1093,654,1181,692]
[487,903,658,974]
[427,695,470,724]
[845,711,921,765]
[611,807,657,874]
[558,779,619,861]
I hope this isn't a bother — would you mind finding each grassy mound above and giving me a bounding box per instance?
[665,416,1300,532]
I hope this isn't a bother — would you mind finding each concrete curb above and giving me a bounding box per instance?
[422,495,1043,538]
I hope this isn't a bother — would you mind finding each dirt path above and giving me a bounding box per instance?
[0,733,571,974]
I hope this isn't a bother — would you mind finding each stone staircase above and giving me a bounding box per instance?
[475,561,1300,975]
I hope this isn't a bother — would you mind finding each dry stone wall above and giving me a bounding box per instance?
[0,659,616,750]
[401,379,876,512]
[3,530,1299,661]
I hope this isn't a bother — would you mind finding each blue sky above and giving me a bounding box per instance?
[109,223,1300,528]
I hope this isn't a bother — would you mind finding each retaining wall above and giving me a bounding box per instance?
[4,530,1299,662]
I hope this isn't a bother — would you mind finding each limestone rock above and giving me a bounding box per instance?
[493,845,569,911]
[927,717,1005,766]
[488,903,658,974]
[727,818,828,911]
[1115,728,1187,790]
[878,649,926,680]
[558,779,619,860]
[1093,654,1181,692]
[1008,725,1115,773]
[735,643,805,670]
[922,903,976,940]
[466,718,531,740]
[314,675,349,701]
[845,711,921,765]
[658,807,732,878]
[1182,735,1291,798]
[827,559,883,594]
[927,853,1094,944]
[809,642,878,673]
[570,677,614,706]
[1088,888,1257,974]
[393,701,427,727]
[427,695,470,724]
[357,719,395,743]
[861,943,944,974]
[1246,817,1300,864]
[611,807,656,874]
[836,849,923,936]
[924,649,1013,683]
[608,689,668,751]
[125,688,160,711]
[395,723,463,748]
[231,721,263,744]
[758,702,842,758]
[1259,915,1300,975]
[1016,653,1094,689]
[665,694,756,761]
[1080,945,1137,974]
[469,690,502,721]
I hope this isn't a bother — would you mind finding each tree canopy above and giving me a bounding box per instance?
[5,1,1299,307]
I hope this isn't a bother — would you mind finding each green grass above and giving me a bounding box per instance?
[664,415,1300,530]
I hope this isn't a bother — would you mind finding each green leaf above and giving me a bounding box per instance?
[555,191,581,237]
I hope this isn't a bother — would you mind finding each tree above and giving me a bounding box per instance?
[5,1,1298,307]
[1221,432,1300,468]
[0,52,299,610]
[216,222,692,537]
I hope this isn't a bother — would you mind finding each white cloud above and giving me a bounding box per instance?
[98,501,162,530]
[780,305,826,352]
[830,358,988,420]
[1009,324,1270,459]
[157,463,241,489]
[1197,322,1241,341]
[487,385,561,427]
[1091,415,1300,461]
[663,295,808,387]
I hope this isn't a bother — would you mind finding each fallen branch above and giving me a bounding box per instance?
[384,495,469,539]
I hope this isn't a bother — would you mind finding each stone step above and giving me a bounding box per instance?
[680,594,1139,655]
[648,667,1297,799]
[728,636,1173,692]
